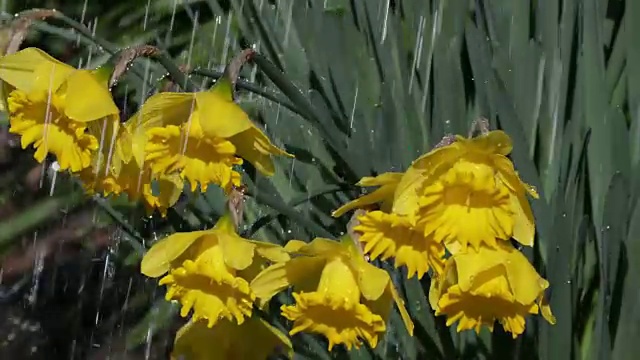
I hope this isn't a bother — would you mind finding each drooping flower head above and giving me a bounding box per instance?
[251,236,414,350]
[354,211,446,279]
[332,173,446,279]
[171,317,293,360]
[394,130,538,252]
[78,116,183,216]
[429,243,555,337]
[137,77,292,193]
[0,48,120,171]
[140,213,289,327]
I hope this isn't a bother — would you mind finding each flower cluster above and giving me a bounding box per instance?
[333,129,556,337]
[0,45,557,357]
[141,201,414,358]
[0,48,291,216]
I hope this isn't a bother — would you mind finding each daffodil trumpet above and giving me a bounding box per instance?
[250,235,414,350]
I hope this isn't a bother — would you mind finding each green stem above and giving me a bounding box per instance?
[251,54,317,121]
[49,11,119,53]
[108,45,197,91]
[152,52,198,91]
[243,184,354,237]
[92,196,146,255]
[244,186,334,239]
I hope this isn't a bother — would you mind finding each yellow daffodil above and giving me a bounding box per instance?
[140,213,289,327]
[332,172,403,217]
[134,79,292,193]
[429,243,555,338]
[332,173,445,279]
[0,47,119,171]
[250,236,414,350]
[171,317,293,360]
[416,160,514,251]
[78,117,183,216]
[393,130,538,251]
[354,211,445,279]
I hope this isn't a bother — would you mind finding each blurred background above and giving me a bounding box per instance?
[0,0,636,359]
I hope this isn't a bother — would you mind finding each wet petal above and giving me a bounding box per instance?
[478,130,513,155]
[218,233,257,271]
[195,91,253,138]
[389,282,414,336]
[291,237,344,257]
[332,172,403,217]
[283,239,307,252]
[0,47,71,93]
[227,126,292,176]
[64,70,119,122]
[173,317,293,360]
[250,257,325,301]
[354,260,389,301]
[357,172,404,187]
[249,240,290,263]
[140,230,211,277]
[128,91,195,130]
[393,145,464,215]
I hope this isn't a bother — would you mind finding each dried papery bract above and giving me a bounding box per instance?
[109,45,161,88]
[224,48,256,90]
[467,117,491,138]
[347,208,368,260]
[107,44,197,91]
[227,186,246,229]
[3,9,57,55]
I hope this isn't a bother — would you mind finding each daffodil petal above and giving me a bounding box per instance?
[250,240,290,263]
[354,261,389,301]
[228,126,292,176]
[140,230,211,277]
[540,296,556,325]
[292,237,344,257]
[332,172,403,217]
[0,47,71,93]
[195,91,253,138]
[510,191,535,247]
[356,172,404,187]
[389,282,414,336]
[283,240,308,252]
[450,246,506,292]
[128,91,195,131]
[479,130,513,155]
[173,317,292,360]
[250,257,325,301]
[393,145,464,215]
[218,233,257,270]
[64,70,119,122]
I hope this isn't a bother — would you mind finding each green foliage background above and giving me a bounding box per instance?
[0,0,636,359]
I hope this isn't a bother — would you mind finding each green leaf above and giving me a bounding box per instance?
[126,299,179,350]
[612,198,640,359]
[0,192,83,248]
[591,173,629,360]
